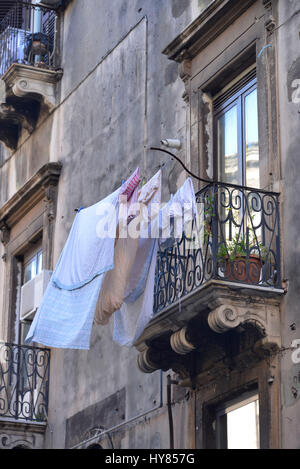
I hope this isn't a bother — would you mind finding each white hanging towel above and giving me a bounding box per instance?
[113,177,196,347]
[25,169,140,350]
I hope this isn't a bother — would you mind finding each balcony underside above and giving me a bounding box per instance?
[0,418,47,449]
[0,2,62,150]
[134,181,283,381]
[135,279,284,383]
[0,63,62,150]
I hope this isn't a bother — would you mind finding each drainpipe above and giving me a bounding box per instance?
[167,375,179,450]
[70,371,164,449]
[33,0,42,33]
[32,0,42,63]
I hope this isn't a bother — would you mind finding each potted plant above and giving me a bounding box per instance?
[25,32,53,67]
[217,233,268,284]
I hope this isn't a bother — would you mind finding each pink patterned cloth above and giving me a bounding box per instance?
[119,167,141,202]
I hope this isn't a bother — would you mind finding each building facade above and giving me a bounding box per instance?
[0,0,299,449]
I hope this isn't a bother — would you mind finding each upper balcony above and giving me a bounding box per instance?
[135,182,284,381]
[0,1,63,151]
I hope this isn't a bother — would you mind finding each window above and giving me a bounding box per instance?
[214,70,259,188]
[216,390,260,449]
[19,242,43,345]
[23,248,43,285]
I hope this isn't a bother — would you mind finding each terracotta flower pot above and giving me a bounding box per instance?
[222,254,263,284]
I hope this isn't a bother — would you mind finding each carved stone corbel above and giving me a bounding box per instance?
[170,327,196,355]
[0,64,63,150]
[0,220,10,263]
[178,55,192,103]
[3,64,63,110]
[207,305,242,333]
[262,0,276,34]
[0,220,11,246]
[265,17,276,34]
[43,184,58,222]
[12,77,57,109]
[207,300,281,352]
[41,164,62,270]
[137,349,159,374]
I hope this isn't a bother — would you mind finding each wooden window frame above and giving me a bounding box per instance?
[213,74,258,186]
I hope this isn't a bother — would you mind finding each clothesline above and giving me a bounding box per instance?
[25,166,197,350]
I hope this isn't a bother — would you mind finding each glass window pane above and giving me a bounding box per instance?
[37,250,43,275]
[24,258,36,283]
[245,89,259,188]
[23,249,43,284]
[20,321,31,345]
[226,399,260,449]
[217,105,240,185]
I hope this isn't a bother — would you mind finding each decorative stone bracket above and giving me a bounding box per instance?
[135,281,284,378]
[0,64,63,151]
[207,301,281,352]
[3,64,63,109]
[0,162,62,259]
[12,75,59,109]
[0,420,46,449]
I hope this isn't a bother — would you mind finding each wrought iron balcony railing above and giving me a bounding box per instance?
[0,342,50,422]
[0,1,57,77]
[154,182,281,315]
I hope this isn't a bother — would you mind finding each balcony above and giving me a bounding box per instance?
[135,182,284,379]
[0,1,62,151]
[0,342,50,423]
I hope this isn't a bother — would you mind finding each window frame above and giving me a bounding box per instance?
[215,389,260,449]
[23,246,43,285]
[213,74,258,187]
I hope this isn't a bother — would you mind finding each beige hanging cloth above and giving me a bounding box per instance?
[95,170,162,325]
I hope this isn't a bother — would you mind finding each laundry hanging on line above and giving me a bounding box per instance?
[113,176,197,347]
[25,168,141,350]
[25,168,197,350]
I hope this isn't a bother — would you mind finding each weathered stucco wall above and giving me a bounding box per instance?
[277,0,300,449]
[1,0,299,449]
[15,0,210,449]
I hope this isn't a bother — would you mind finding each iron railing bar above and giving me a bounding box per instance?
[154,182,281,314]
[196,182,280,197]
[0,342,50,422]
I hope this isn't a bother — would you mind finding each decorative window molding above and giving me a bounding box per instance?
[162,0,257,63]
[0,162,62,342]
[0,162,62,241]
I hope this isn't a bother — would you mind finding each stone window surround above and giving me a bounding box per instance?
[162,0,280,195]
[135,0,283,371]
[134,0,282,449]
[0,162,62,343]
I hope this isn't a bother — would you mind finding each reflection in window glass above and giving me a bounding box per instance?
[23,250,43,284]
[245,89,259,188]
[24,259,36,284]
[37,250,43,275]
[215,77,260,189]
[217,105,239,185]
